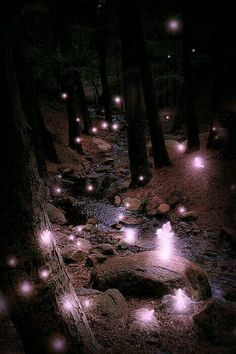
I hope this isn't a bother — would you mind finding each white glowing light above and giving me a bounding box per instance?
[114,96,121,104]
[68,234,75,242]
[86,184,94,192]
[117,213,124,221]
[82,298,92,309]
[75,136,81,144]
[156,221,174,261]
[76,117,80,122]
[178,206,186,214]
[168,54,171,59]
[138,175,145,182]
[62,296,75,312]
[39,268,50,280]
[177,143,185,152]
[212,126,216,132]
[40,230,52,246]
[125,202,130,208]
[92,127,97,133]
[101,121,109,129]
[174,289,192,313]
[192,48,196,53]
[167,18,181,33]
[61,92,68,100]
[112,123,119,131]
[76,225,83,232]
[76,240,81,248]
[7,257,17,267]
[50,335,66,353]
[166,115,170,120]
[55,187,62,194]
[124,228,136,244]
[194,156,204,169]
[136,308,155,323]
[57,174,62,179]
[19,280,34,297]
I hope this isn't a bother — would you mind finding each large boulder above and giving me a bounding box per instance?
[92,251,211,300]
[61,238,92,263]
[92,137,112,152]
[94,289,127,318]
[193,299,236,343]
[122,197,142,211]
[146,196,163,216]
[46,203,67,225]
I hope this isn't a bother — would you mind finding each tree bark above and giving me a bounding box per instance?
[133,0,170,168]
[119,0,151,186]
[0,34,97,354]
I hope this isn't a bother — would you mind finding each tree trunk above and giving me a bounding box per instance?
[182,0,200,152]
[133,0,170,168]
[119,0,151,186]
[75,71,92,135]
[96,0,112,123]
[0,35,96,354]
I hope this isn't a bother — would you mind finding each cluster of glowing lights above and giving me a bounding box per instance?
[61,92,68,100]
[194,156,204,169]
[40,229,52,246]
[123,228,136,244]
[156,222,174,261]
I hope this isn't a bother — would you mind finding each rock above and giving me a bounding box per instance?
[86,253,107,267]
[61,167,74,176]
[193,299,236,342]
[121,216,142,225]
[87,217,98,226]
[167,190,185,207]
[76,287,102,296]
[61,239,92,263]
[103,158,114,165]
[93,244,117,256]
[94,289,127,318]
[146,196,164,216]
[180,211,198,221]
[122,197,142,211]
[92,251,211,300]
[56,197,77,207]
[46,203,67,225]
[114,195,122,207]
[92,137,112,152]
[118,180,130,191]
[157,204,170,215]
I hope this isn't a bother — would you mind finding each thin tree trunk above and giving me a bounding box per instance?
[119,0,151,186]
[0,34,97,354]
[182,1,200,152]
[133,0,170,168]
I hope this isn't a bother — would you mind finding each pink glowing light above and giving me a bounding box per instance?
[92,127,98,133]
[50,335,66,353]
[76,117,80,122]
[19,280,34,297]
[117,213,124,221]
[61,92,68,100]
[101,121,109,129]
[138,175,145,182]
[112,123,119,131]
[76,225,83,232]
[136,308,155,324]
[82,298,92,309]
[194,156,204,168]
[76,240,82,248]
[39,268,50,280]
[166,115,170,120]
[212,126,216,132]
[177,143,185,152]
[75,136,81,144]
[178,206,186,214]
[174,289,192,313]
[86,184,94,192]
[166,18,181,33]
[124,228,136,244]
[68,234,75,242]
[156,221,174,261]
[114,96,121,104]
[40,230,52,246]
[7,256,17,268]
[125,202,130,208]
[55,187,62,194]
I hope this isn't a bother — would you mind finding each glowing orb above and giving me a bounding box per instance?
[194,156,204,168]
[86,184,94,192]
[62,296,75,312]
[92,127,97,133]
[82,298,92,309]
[50,335,66,353]
[39,268,50,280]
[166,18,181,33]
[101,121,109,129]
[76,117,80,122]
[156,221,174,261]
[138,175,145,182]
[124,228,136,244]
[114,96,121,104]
[40,230,52,246]
[117,213,124,221]
[166,115,170,120]
[75,136,81,144]
[212,126,216,132]
[125,202,130,208]
[19,280,34,297]
[76,240,82,248]
[61,92,68,100]
[177,143,185,152]
[76,225,83,232]
[112,123,119,131]
[68,234,75,242]
[178,206,186,214]
[168,54,171,59]
[192,48,196,53]
[7,257,17,267]
[136,308,155,323]
[55,187,62,194]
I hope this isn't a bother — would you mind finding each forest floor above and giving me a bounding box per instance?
[1,104,236,354]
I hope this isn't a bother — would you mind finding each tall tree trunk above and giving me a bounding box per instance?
[96,0,112,123]
[75,71,92,134]
[0,35,97,354]
[119,0,151,186]
[133,0,170,168]
[182,1,200,152]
